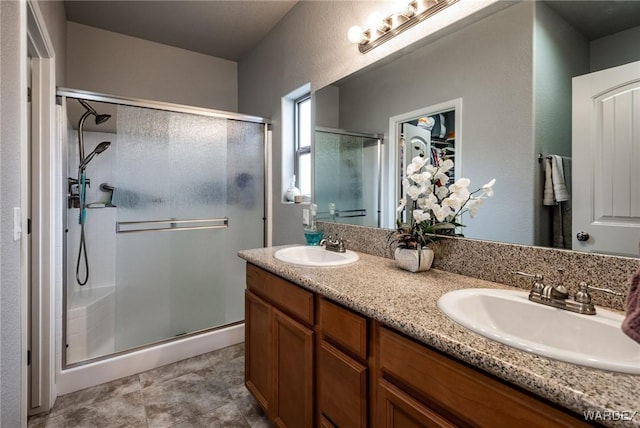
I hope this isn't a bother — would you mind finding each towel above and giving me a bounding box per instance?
[543,158,555,205]
[622,266,640,344]
[551,155,570,202]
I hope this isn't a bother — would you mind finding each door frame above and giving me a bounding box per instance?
[387,98,463,229]
[26,0,57,415]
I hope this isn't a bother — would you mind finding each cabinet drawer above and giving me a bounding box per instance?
[246,263,314,326]
[319,298,367,360]
[378,327,589,428]
[377,378,455,428]
[319,341,367,428]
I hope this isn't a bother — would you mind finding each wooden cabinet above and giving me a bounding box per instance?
[245,264,592,428]
[272,309,314,427]
[244,291,272,414]
[376,326,591,428]
[318,298,369,427]
[377,378,455,428]
[245,264,315,427]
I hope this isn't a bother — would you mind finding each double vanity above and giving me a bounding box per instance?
[239,243,640,427]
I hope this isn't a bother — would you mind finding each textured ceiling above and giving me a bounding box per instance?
[64,1,640,62]
[544,0,640,40]
[64,1,298,62]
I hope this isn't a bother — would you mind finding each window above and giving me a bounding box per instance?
[294,94,311,196]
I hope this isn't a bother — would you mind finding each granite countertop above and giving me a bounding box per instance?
[239,246,640,427]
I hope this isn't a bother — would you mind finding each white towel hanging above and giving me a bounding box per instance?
[542,155,570,205]
[543,158,555,205]
[551,155,570,202]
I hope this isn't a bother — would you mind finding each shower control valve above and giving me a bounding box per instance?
[67,176,91,209]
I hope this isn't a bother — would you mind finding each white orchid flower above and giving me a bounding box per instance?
[432,204,453,222]
[401,178,410,198]
[417,193,438,210]
[425,164,437,176]
[442,195,464,211]
[412,209,431,223]
[467,198,484,218]
[435,184,449,200]
[434,171,449,185]
[440,159,454,173]
[432,203,450,221]
[407,185,425,200]
[449,178,470,193]
[481,178,496,198]
[406,156,427,175]
[410,171,432,186]
[397,197,407,213]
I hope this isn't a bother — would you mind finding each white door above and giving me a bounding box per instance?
[572,61,640,256]
[403,123,432,165]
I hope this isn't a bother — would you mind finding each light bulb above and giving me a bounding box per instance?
[347,25,364,44]
[366,11,384,30]
[394,0,415,17]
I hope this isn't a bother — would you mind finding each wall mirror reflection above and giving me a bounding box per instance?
[390,100,460,227]
[313,0,640,258]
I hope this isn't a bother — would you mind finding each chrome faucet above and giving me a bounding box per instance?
[513,270,624,315]
[320,235,346,253]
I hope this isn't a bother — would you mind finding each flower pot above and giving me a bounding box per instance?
[394,248,434,272]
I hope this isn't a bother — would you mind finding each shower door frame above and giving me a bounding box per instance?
[314,126,384,227]
[57,87,271,369]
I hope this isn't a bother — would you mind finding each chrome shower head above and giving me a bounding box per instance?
[95,113,111,124]
[78,99,111,125]
[77,99,111,167]
[79,141,111,171]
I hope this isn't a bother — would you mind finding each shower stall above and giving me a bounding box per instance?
[57,89,268,370]
[314,127,383,227]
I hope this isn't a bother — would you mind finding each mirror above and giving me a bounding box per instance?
[314,1,640,257]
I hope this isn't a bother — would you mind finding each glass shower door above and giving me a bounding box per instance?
[112,106,263,352]
[315,129,381,227]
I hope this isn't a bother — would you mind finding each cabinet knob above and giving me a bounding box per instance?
[576,231,590,242]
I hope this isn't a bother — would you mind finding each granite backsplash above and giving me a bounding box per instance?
[318,221,639,311]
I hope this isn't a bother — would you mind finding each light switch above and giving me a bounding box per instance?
[14,207,21,241]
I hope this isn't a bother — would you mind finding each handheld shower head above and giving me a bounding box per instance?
[79,141,111,171]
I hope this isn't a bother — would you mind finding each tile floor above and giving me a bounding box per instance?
[28,343,273,428]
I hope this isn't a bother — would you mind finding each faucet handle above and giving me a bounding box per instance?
[577,282,624,298]
[513,271,543,281]
[512,271,545,294]
[574,282,592,304]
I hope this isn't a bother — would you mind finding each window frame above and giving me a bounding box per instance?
[294,93,311,195]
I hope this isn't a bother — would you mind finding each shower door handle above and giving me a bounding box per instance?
[116,217,228,234]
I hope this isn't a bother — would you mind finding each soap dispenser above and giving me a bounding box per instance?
[304,203,323,245]
[284,175,301,202]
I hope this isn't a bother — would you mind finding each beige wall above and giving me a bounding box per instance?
[237,0,512,245]
[36,0,66,86]
[1,2,25,426]
[66,22,238,111]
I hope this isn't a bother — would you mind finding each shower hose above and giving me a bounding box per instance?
[76,172,89,286]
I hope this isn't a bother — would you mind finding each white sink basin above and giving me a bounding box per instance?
[274,246,359,267]
[438,288,640,374]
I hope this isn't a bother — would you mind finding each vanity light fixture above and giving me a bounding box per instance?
[348,0,458,53]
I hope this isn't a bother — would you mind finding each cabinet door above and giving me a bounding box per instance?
[377,379,456,428]
[273,308,314,428]
[245,291,272,415]
[319,341,367,428]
